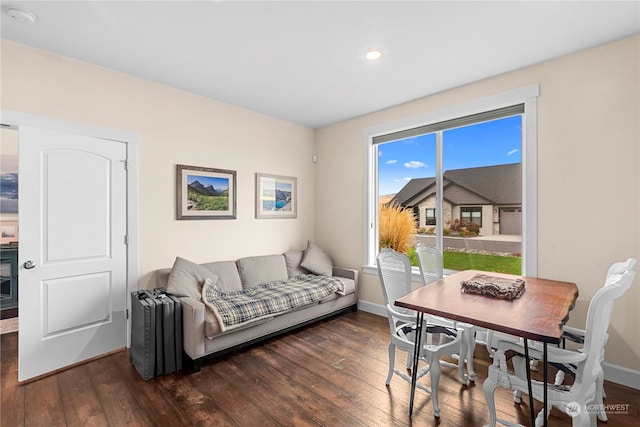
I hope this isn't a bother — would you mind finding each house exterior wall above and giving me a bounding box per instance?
[451,204,494,236]
[416,198,452,229]
[416,196,497,236]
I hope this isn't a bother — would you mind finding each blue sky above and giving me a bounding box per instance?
[378,115,522,195]
[188,174,229,190]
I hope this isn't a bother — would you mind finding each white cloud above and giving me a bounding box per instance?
[404,160,427,169]
[386,159,397,165]
[507,149,520,156]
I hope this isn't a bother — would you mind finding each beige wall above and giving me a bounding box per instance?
[315,36,640,373]
[1,39,316,289]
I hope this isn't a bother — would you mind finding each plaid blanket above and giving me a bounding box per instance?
[202,274,343,332]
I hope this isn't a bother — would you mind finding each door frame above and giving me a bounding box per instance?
[1,109,139,346]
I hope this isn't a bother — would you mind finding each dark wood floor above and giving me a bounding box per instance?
[1,311,638,426]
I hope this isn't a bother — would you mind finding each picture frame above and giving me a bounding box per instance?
[177,164,236,220]
[255,173,297,219]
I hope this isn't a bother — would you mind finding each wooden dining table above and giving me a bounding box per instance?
[394,269,579,426]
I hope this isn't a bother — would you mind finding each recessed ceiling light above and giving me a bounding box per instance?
[364,47,384,61]
[7,7,37,24]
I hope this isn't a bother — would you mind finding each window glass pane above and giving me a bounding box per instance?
[442,116,522,274]
[376,114,522,275]
[377,133,436,259]
[425,208,436,226]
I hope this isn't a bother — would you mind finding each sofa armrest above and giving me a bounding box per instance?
[180,296,206,360]
[332,267,359,285]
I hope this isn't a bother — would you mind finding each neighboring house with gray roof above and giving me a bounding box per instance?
[389,163,521,236]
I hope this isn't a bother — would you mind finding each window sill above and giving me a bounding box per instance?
[363,264,459,283]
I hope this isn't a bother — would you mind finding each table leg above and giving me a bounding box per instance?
[409,312,424,416]
[543,343,548,427]
[523,338,536,427]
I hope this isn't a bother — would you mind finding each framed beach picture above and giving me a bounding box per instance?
[177,164,236,220]
[255,173,297,219]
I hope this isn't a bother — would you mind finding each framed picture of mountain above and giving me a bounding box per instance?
[255,173,297,219]
[177,164,236,220]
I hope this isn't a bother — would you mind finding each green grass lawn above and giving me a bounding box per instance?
[408,248,522,275]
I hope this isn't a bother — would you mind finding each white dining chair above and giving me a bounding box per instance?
[552,257,637,422]
[483,269,636,427]
[414,243,476,381]
[376,247,468,417]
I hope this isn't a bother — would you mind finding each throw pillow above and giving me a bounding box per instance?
[284,250,310,277]
[167,256,219,301]
[300,241,333,276]
[237,255,288,288]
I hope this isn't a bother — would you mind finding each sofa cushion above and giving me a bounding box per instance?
[200,261,243,292]
[237,254,288,288]
[167,257,219,301]
[284,250,310,277]
[300,241,333,276]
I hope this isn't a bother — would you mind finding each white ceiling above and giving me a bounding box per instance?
[1,1,639,128]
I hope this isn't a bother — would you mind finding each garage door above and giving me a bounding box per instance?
[500,208,522,235]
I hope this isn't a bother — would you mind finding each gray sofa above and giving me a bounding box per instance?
[156,242,359,372]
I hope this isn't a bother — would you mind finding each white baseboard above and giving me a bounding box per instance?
[357,299,640,390]
[603,362,640,390]
[358,300,386,317]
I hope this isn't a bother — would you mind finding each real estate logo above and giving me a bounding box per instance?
[566,402,632,417]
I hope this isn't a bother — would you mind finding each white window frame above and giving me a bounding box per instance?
[363,84,539,277]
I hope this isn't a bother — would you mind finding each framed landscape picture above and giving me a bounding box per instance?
[177,164,236,220]
[255,173,297,219]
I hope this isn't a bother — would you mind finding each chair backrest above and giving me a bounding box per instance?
[574,269,636,393]
[601,258,637,328]
[376,248,418,335]
[415,243,443,286]
[377,248,413,307]
[606,257,637,280]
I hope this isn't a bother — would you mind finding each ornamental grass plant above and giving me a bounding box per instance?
[379,203,416,255]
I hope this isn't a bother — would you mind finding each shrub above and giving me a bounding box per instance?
[447,219,463,232]
[416,226,436,235]
[379,203,416,254]
[466,221,481,234]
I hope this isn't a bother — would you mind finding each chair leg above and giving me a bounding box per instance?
[458,330,469,385]
[386,342,395,385]
[571,410,595,427]
[595,370,608,422]
[485,329,495,357]
[406,351,413,371]
[465,327,476,381]
[512,356,527,404]
[482,365,500,427]
[429,354,442,418]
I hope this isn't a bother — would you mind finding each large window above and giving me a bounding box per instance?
[364,85,538,276]
[425,208,436,226]
[461,207,482,227]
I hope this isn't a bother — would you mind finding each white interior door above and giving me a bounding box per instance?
[18,126,128,382]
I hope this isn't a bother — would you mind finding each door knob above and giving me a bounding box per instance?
[23,260,36,269]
